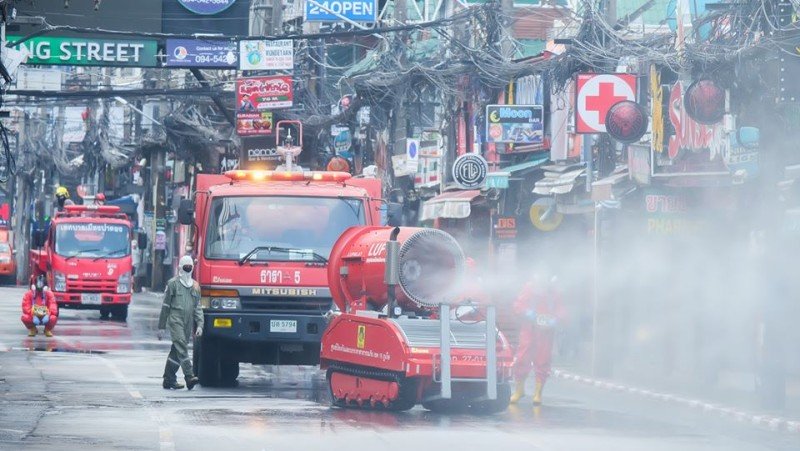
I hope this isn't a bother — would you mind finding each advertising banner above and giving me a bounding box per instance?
[9,35,158,67]
[305,0,378,23]
[485,105,544,144]
[166,39,237,68]
[239,39,293,70]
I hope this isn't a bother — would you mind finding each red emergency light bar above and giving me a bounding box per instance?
[57,205,127,219]
[64,205,121,214]
[223,170,352,183]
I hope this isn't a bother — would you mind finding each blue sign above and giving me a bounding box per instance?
[178,0,237,15]
[334,130,352,158]
[166,39,237,68]
[305,0,378,23]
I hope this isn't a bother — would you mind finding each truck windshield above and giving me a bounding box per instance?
[0,243,9,253]
[55,223,131,258]
[204,196,365,262]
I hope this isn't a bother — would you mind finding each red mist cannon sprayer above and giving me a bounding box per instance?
[321,226,513,412]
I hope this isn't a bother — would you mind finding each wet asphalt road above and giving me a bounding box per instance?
[0,286,797,451]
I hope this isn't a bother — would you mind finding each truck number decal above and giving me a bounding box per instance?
[259,270,302,285]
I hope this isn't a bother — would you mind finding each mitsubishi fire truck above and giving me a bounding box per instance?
[31,205,138,321]
[178,168,391,387]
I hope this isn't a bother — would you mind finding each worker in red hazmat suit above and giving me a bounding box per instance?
[21,274,59,337]
[510,270,565,405]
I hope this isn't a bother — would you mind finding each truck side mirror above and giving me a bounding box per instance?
[386,202,403,227]
[178,199,194,225]
[137,232,148,250]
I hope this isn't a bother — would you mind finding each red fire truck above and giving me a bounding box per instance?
[178,169,393,387]
[31,205,139,321]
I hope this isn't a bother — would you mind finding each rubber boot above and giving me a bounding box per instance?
[44,329,54,338]
[509,379,526,404]
[532,380,544,405]
[27,327,37,337]
[185,376,199,391]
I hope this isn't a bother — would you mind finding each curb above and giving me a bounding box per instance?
[552,369,800,434]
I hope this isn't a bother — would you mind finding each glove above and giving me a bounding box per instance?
[525,309,537,321]
[157,329,165,341]
[195,327,203,337]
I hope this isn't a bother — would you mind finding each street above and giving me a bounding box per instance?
[0,286,794,451]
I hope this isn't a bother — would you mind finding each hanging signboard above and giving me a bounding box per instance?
[452,154,488,189]
[9,35,158,67]
[239,136,281,170]
[575,73,636,133]
[650,80,729,177]
[305,0,378,23]
[166,39,237,68]
[486,105,544,144]
[239,39,293,71]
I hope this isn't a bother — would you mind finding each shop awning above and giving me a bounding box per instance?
[533,163,586,195]
[420,190,481,221]
[486,157,549,189]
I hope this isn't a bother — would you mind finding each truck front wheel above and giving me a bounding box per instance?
[194,335,239,387]
[111,305,128,322]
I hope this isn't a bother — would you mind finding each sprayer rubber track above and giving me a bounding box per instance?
[327,362,417,411]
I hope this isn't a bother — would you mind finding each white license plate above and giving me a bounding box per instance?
[270,320,297,333]
[81,293,102,305]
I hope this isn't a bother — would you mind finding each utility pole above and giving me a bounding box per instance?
[150,146,166,291]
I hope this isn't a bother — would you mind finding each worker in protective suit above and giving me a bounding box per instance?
[55,186,74,212]
[21,275,58,337]
[158,255,203,390]
[510,270,565,405]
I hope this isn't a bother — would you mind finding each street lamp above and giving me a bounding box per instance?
[114,97,163,127]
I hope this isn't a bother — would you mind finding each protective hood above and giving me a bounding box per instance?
[179,255,194,288]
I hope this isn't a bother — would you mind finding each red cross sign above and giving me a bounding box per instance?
[575,73,637,134]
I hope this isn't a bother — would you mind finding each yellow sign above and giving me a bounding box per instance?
[529,202,563,232]
[213,318,233,328]
[356,325,366,349]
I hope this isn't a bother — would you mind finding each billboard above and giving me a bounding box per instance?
[166,39,238,68]
[485,105,543,144]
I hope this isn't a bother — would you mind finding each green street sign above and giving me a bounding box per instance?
[8,35,158,67]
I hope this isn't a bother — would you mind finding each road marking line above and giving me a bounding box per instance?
[52,334,177,450]
[553,369,799,434]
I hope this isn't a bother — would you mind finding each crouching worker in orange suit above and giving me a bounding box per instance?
[21,275,58,337]
[510,270,565,405]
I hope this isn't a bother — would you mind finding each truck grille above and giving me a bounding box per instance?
[240,296,332,315]
[68,280,116,293]
[392,318,491,349]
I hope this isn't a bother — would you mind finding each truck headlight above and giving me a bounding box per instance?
[210,297,240,310]
[0,256,10,263]
[54,272,66,292]
[116,272,131,294]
